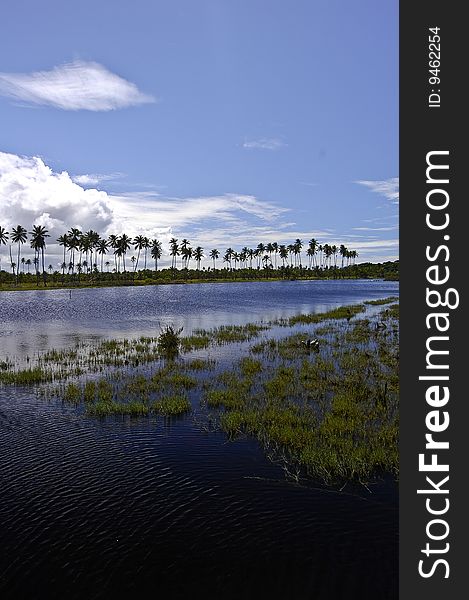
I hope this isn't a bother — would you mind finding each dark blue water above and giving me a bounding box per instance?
[0,280,398,599]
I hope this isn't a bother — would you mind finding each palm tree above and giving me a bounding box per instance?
[151,239,162,271]
[339,244,347,269]
[209,248,219,269]
[272,242,279,268]
[97,238,109,273]
[143,237,150,270]
[108,234,119,272]
[11,225,28,284]
[25,258,31,273]
[193,246,204,270]
[180,238,190,268]
[181,245,192,269]
[331,245,338,268]
[118,234,131,272]
[57,234,69,277]
[247,248,254,269]
[279,245,288,267]
[308,238,318,268]
[0,226,8,271]
[294,239,303,267]
[29,225,50,286]
[21,257,25,273]
[133,235,146,272]
[169,238,179,269]
[105,261,110,272]
[225,248,234,270]
[256,243,265,269]
[67,228,82,274]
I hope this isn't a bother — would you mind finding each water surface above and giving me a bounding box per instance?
[0,280,399,599]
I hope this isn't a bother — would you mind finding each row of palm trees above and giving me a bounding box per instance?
[0,224,358,285]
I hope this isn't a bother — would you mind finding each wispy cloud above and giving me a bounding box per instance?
[355,177,399,204]
[243,138,285,151]
[0,60,155,111]
[353,226,398,232]
[72,173,125,187]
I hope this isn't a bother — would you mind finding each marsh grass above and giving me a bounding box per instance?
[2,299,399,485]
[364,296,399,306]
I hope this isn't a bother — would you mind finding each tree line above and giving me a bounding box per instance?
[0,224,359,287]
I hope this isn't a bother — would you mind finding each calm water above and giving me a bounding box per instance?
[0,280,399,599]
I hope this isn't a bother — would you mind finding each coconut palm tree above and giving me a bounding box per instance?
[118,234,131,272]
[25,258,31,273]
[247,248,254,269]
[272,242,279,268]
[67,228,82,274]
[279,245,288,267]
[180,238,190,268]
[107,234,119,272]
[193,246,204,270]
[331,245,338,268]
[29,225,49,286]
[181,244,192,269]
[209,248,219,269]
[294,239,303,267]
[97,238,109,273]
[151,239,162,271]
[143,237,150,270]
[0,226,8,271]
[256,243,265,268]
[169,238,179,269]
[57,234,69,277]
[11,225,28,284]
[308,238,318,268]
[133,235,146,271]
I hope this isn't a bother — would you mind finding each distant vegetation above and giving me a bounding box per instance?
[0,224,398,290]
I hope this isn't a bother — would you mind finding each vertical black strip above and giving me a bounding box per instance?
[400,2,466,597]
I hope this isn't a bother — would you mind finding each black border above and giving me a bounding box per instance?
[400,3,466,596]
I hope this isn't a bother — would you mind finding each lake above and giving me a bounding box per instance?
[0,279,399,599]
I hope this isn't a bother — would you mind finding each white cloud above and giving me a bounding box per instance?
[243,138,285,150]
[0,60,155,111]
[0,151,398,268]
[353,226,398,232]
[72,173,125,187]
[355,177,399,204]
[0,151,291,267]
[0,151,114,234]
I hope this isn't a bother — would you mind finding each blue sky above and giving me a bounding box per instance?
[0,0,398,266]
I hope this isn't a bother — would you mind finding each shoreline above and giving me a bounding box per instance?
[0,273,399,293]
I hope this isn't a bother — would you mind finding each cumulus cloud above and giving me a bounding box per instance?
[0,152,114,234]
[243,138,285,150]
[0,151,292,266]
[0,151,398,267]
[355,177,399,204]
[0,60,155,111]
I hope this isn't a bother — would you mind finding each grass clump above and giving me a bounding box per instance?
[153,395,191,415]
[0,367,55,385]
[287,304,365,326]
[64,382,82,403]
[364,296,399,306]
[157,325,183,357]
